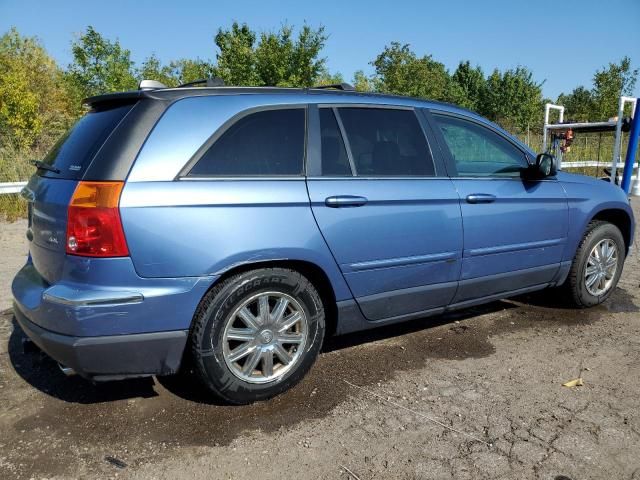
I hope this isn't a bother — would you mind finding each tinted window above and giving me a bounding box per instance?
[337,108,434,176]
[319,108,351,176]
[433,114,526,177]
[190,109,305,176]
[41,103,134,179]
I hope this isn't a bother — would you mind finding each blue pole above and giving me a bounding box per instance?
[621,99,640,194]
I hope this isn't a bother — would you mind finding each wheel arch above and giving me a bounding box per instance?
[590,208,634,254]
[197,259,341,337]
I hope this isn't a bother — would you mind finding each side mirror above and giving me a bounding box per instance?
[534,153,557,177]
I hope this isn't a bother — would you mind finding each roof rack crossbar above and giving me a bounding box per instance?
[312,83,355,91]
[177,77,225,88]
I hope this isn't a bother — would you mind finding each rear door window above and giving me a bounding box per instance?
[40,103,135,179]
[319,108,352,176]
[337,107,435,176]
[189,108,305,176]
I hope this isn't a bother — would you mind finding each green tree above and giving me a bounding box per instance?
[371,42,450,101]
[215,22,329,87]
[314,68,344,86]
[591,57,638,119]
[451,61,486,111]
[481,67,543,131]
[171,58,217,84]
[0,28,75,150]
[138,56,216,86]
[139,54,179,87]
[285,24,327,86]
[214,22,259,86]
[556,86,594,122]
[352,70,373,92]
[66,26,137,99]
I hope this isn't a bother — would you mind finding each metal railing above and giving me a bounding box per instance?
[0,181,27,195]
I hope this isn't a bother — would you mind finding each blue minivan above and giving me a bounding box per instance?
[12,81,634,404]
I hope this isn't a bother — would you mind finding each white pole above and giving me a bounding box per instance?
[610,96,636,182]
[543,103,564,152]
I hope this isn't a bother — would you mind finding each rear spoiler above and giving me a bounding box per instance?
[82,90,148,109]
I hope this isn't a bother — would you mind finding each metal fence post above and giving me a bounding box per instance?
[622,99,640,195]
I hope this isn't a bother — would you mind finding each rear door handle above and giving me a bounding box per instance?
[325,195,368,208]
[466,193,496,204]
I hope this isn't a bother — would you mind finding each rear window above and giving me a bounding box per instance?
[188,108,305,176]
[40,103,134,179]
[337,108,435,176]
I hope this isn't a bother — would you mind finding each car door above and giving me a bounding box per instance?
[426,110,569,305]
[306,104,463,321]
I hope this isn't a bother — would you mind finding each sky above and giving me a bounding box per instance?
[1,0,639,100]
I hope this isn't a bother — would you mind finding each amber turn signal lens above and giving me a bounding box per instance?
[66,182,129,257]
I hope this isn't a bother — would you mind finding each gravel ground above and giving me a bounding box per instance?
[0,201,638,480]
[0,219,28,311]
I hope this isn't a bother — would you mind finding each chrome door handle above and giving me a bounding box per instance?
[466,193,496,204]
[325,195,368,208]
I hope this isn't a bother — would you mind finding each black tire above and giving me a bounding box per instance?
[565,221,625,308]
[190,268,325,404]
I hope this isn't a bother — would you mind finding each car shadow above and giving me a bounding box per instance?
[322,300,516,353]
[10,286,635,406]
[7,317,159,404]
[6,299,517,405]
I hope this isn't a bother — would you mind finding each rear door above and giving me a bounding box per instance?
[427,110,569,304]
[306,105,463,321]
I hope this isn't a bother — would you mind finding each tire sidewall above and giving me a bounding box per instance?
[573,223,625,306]
[194,269,324,404]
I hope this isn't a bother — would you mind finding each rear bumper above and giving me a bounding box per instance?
[14,302,188,380]
[11,258,217,336]
[11,256,218,380]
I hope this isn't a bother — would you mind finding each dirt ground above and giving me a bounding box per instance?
[1,201,639,480]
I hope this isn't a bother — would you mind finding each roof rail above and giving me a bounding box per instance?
[312,83,355,91]
[177,77,225,88]
[138,79,168,90]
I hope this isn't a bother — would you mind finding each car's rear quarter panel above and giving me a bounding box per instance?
[119,179,353,301]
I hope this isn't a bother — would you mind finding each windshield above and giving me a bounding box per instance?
[40,103,135,179]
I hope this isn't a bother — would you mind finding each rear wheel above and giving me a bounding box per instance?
[191,268,325,404]
[565,221,625,307]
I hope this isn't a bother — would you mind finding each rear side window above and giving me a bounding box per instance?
[433,114,526,177]
[41,104,134,179]
[189,108,305,176]
[319,108,352,176]
[337,108,434,176]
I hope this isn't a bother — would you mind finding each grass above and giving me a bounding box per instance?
[0,194,26,222]
[0,144,33,221]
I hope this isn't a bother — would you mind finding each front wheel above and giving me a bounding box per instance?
[565,221,625,307]
[190,268,325,404]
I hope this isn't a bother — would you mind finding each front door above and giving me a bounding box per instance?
[306,105,463,321]
[428,110,569,305]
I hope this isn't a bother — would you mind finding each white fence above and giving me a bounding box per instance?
[0,182,28,195]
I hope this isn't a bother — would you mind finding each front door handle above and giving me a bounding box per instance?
[466,193,496,204]
[325,195,368,208]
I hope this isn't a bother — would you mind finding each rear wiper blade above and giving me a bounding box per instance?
[31,160,60,174]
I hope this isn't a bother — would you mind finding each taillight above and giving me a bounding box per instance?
[66,181,129,257]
